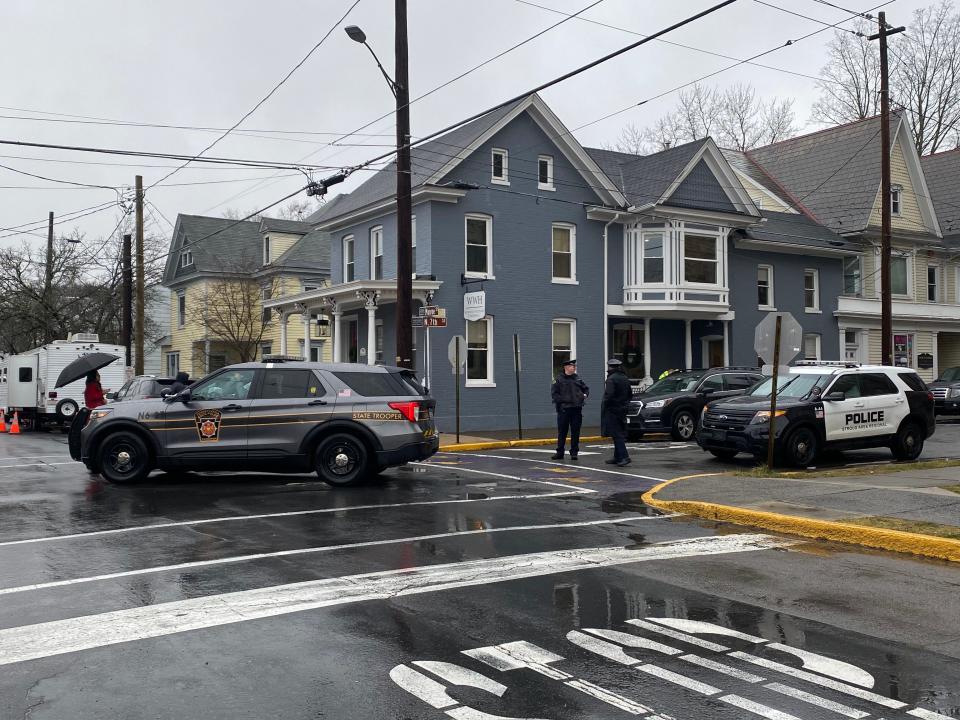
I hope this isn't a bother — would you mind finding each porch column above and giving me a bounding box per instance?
[684,319,692,370]
[279,312,289,355]
[332,311,343,362]
[932,331,939,380]
[303,313,311,361]
[722,320,730,366]
[643,319,652,385]
[358,290,378,366]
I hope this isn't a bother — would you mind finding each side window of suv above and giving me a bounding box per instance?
[192,370,256,401]
[860,373,898,396]
[260,370,323,399]
[725,374,757,390]
[829,374,861,398]
[898,372,927,391]
[699,375,725,392]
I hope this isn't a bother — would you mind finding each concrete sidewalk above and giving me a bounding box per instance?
[643,466,960,562]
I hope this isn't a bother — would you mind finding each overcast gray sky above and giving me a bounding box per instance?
[0,0,930,250]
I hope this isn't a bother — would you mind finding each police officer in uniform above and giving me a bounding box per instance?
[551,359,589,460]
[601,358,632,466]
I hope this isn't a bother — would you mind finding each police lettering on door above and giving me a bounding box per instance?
[843,409,885,431]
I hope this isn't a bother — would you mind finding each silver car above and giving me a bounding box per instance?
[73,360,439,486]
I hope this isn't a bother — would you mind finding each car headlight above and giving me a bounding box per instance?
[750,409,786,424]
[646,398,671,409]
[89,408,113,420]
[949,388,960,398]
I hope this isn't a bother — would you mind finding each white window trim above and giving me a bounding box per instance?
[639,229,667,287]
[552,319,577,374]
[679,230,723,288]
[804,268,821,313]
[842,255,863,297]
[342,235,355,283]
[803,333,821,361]
[491,148,509,185]
[464,214,494,279]
[465,315,495,387]
[889,252,913,299]
[551,223,577,284]
[370,225,384,280]
[757,263,775,310]
[891,185,902,216]
[177,291,186,328]
[538,155,555,191]
[180,249,193,268]
[166,352,179,376]
[263,236,271,265]
[927,263,940,303]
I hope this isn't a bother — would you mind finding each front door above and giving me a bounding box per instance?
[707,340,724,368]
[246,368,336,461]
[161,368,256,463]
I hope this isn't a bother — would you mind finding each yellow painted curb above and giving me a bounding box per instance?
[642,476,960,564]
[441,436,604,453]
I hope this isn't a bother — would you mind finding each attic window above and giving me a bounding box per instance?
[180,250,193,268]
[891,185,902,216]
[491,148,509,184]
[263,236,271,264]
[538,155,554,191]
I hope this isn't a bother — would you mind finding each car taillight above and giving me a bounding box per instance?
[388,401,419,422]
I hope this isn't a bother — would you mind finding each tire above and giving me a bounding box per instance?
[891,421,924,461]
[55,398,79,423]
[97,431,152,484]
[709,449,738,461]
[670,409,697,441]
[627,430,644,442]
[315,433,370,487]
[782,426,818,468]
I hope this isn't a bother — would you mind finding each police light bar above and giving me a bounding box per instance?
[261,355,305,363]
[793,360,860,368]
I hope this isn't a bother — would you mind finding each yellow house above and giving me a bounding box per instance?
[160,215,331,379]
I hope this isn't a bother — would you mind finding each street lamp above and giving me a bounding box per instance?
[345,9,414,370]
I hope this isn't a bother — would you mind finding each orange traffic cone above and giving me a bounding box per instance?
[0,413,6,433]
[9,412,21,435]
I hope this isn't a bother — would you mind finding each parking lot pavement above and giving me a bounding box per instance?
[1,433,959,718]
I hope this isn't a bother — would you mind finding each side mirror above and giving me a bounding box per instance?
[165,388,191,403]
[824,391,845,402]
[701,387,717,395]
[105,391,117,400]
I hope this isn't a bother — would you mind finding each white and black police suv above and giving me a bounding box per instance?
[697,362,935,467]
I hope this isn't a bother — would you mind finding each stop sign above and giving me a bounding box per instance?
[755,312,803,365]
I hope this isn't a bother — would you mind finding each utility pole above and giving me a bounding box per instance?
[135,175,145,375]
[870,13,905,367]
[45,211,54,343]
[394,0,413,369]
[121,233,132,367]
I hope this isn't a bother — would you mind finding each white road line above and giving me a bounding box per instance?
[0,534,791,667]
[0,515,669,596]
[416,462,598,492]
[767,642,875,688]
[720,694,804,720]
[625,619,730,652]
[907,708,953,720]
[470,454,665,481]
[680,653,765,683]
[636,663,721,695]
[564,679,652,715]
[649,617,768,644]
[729,652,907,710]
[507,449,599,456]
[765,682,869,719]
[0,490,588,548]
[0,454,69,460]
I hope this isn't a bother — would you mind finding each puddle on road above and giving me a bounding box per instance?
[600,492,661,516]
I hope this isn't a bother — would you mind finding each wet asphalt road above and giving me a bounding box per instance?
[1,431,959,719]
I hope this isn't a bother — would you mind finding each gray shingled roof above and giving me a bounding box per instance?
[585,140,706,208]
[920,150,960,245]
[163,215,262,284]
[274,228,330,270]
[307,100,525,225]
[258,217,312,235]
[721,148,799,211]
[741,210,858,251]
[745,115,899,233]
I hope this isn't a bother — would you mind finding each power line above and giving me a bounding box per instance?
[0,160,121,192]
[147,0,362,190]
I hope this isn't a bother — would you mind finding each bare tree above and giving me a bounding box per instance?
[812,2,960,155]
[605,123,646,155]
[187,260,278,364]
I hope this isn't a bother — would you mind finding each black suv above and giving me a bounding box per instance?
[929,366,960,415]
[627,367,764,441]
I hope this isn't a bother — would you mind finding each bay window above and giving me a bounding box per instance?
[683,234,718,284]
[643,232,664,283]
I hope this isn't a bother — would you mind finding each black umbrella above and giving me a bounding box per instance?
[55,353,120,388]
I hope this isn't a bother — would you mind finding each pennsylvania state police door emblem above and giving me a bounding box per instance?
[194,409,222,442]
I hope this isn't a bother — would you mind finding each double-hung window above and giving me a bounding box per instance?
[642,231,664,283]
[343,235,355,282]
[891,185,902,216]
[757,264,774,308]
[891,255,909,296]
[551,224,576,282]
[180,250,193,268]
[538,155,554,191]
[491,148,509,184]
[804,269,820,311]
[465,214,492,277]
[552,320,576,378]
[842,255,862,296]
[803,333,821,360]
[683,234,718,284]
[928,265,939,303]
[370,226,383,280]
[261,284,272,325]
[177,291,186,328]
[263,236,271,265]
[466,317,493,385]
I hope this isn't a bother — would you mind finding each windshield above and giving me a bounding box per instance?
[936,367,960,382]
[643,373,704,395]
[749,373,831,399]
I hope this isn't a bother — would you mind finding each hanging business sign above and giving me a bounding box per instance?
[464,291,486,321]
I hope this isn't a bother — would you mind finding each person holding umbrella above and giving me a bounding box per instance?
[83,371,109,409]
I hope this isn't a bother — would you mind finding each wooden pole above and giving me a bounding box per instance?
[134,175,145,375]
[121,233,132,367]
[394,0,413,368]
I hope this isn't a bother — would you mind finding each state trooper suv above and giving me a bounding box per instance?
[627,367,764,441]
[696,362,934,466]
[72,359,439,486]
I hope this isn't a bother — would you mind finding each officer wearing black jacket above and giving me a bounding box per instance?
[601,358,632,466]
[551,359,589,460]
